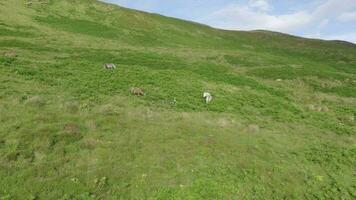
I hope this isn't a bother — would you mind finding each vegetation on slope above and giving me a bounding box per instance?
[0,0,355,199]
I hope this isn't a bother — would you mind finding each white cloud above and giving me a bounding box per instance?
[312,0,356,20]
[322,33,356,43]
[199,0,356,35]
[199,2,311,33]
[338,11,356,22]
[103,0,356,43]
[249,0,271,12]
[318,19,329,29]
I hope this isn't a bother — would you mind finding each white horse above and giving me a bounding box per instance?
[104,63,116,70]
[203,92,213,103]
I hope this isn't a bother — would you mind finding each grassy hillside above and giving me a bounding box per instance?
[0,0,355,199]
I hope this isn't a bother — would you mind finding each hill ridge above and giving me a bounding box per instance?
[0,0,355,199]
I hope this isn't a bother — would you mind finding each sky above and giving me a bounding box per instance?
[103,0,356,43]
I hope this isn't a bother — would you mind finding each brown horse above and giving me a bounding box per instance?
[130,87,145,96]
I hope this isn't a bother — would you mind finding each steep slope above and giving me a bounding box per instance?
[0,0,355,199]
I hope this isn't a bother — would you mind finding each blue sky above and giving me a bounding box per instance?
[103,0,356,43]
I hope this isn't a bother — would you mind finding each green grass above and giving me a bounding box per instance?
[0,0,355,199]
[36,16,121,39]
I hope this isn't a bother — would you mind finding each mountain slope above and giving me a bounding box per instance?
[0,0,355,199]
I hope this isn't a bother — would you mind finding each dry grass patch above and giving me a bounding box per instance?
[25,96,45,107]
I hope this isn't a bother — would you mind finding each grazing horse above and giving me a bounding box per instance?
[203,92,213,103]
[104,63,116,70]
[130,87,145,96]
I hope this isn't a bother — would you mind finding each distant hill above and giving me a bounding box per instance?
[0,0,355,199]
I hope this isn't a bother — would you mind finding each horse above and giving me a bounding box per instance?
[203,92,213,103]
